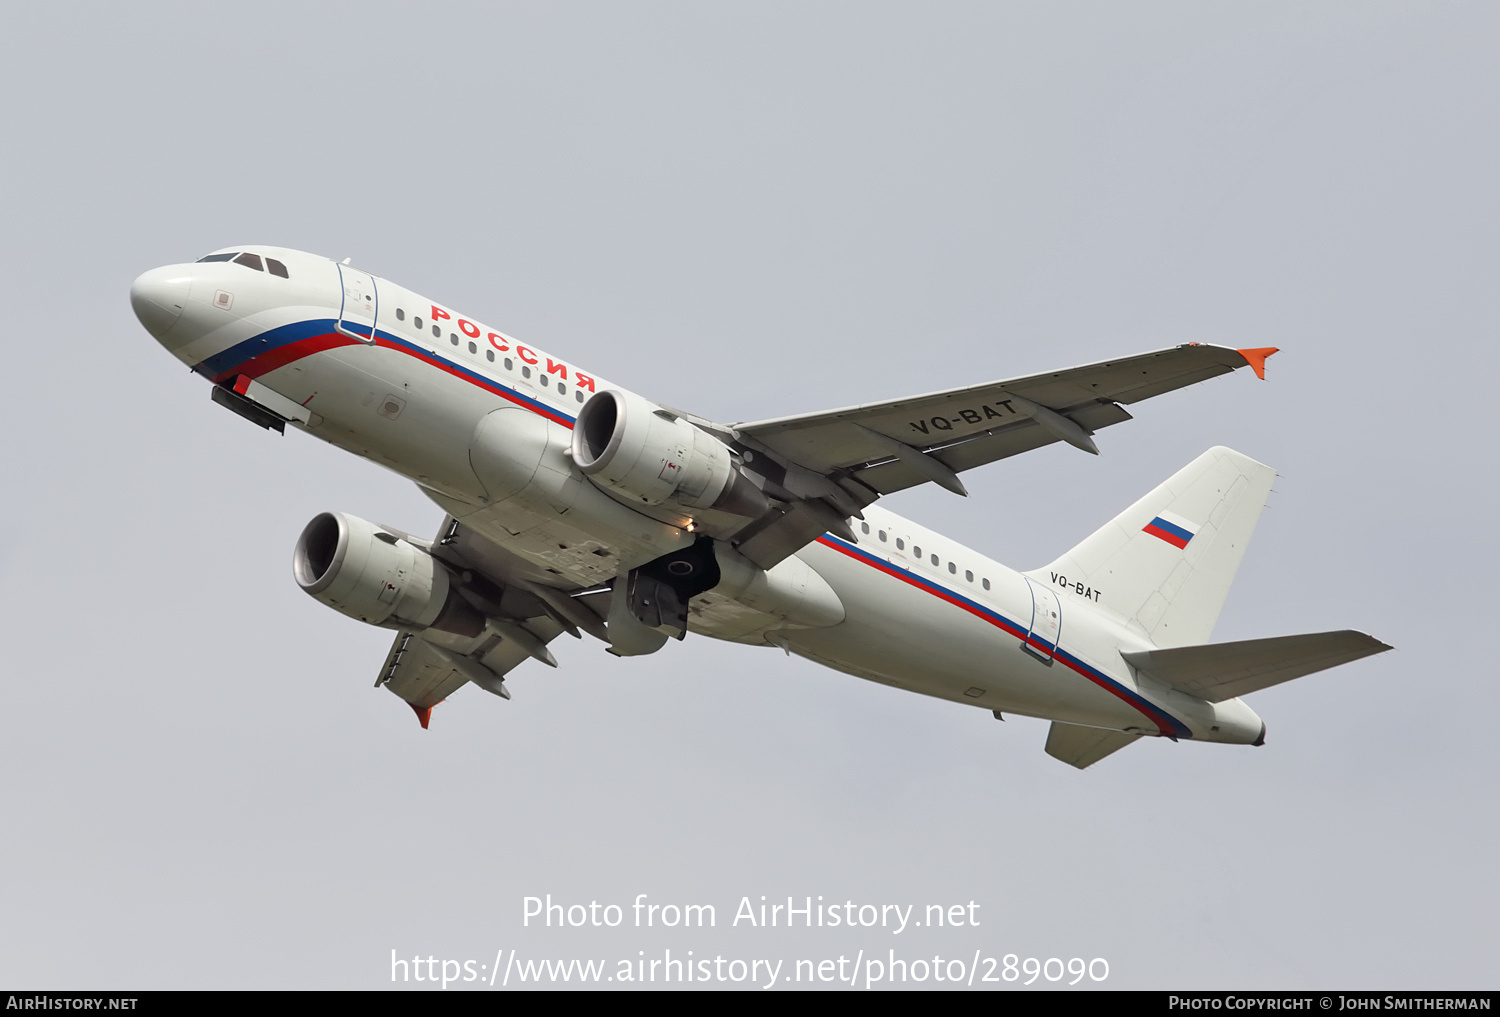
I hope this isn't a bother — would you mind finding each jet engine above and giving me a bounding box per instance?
[570,389,768,517]
[292,511,483,636]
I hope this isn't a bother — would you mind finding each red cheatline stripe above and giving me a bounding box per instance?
[212,329,578,429]
[211,332,361,385]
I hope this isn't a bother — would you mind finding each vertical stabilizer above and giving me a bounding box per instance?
[1030,447,1276,648]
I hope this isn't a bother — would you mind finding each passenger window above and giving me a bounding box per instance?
[930,554,939,566]
[450,334,459,346]
[414,316,423,329]
[914,546,922,558]
[895,538,904,550]
[504,358,513,370]
[266,258,289,278]
[948,562,956,574]
[558,383,567,395]
[540,373,550,387]
[468,341,478,354]
[486,350,495,362]
[575,391,585,403]
[965,570,974,582]
[982,578,991,591]
[522,366,532,379]
[879,530,887,542]
[432,325,441,338]
[860,522,870,535]
[233,253,263,271]
[395,308,406,321]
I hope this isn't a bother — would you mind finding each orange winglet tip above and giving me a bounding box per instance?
[410,703,433,730]
[1236,347,1279,380]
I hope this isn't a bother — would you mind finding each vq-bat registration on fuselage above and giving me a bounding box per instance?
[130,246,1390,768]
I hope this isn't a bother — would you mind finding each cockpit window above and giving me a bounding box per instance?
[195,251,287,276]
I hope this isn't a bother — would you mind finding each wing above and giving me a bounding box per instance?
[721,344,1274,568]
[373,515,601,727]
[738,344,1272,492]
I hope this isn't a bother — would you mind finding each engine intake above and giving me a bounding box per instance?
[293,512,482,636]
[571,390,768,517]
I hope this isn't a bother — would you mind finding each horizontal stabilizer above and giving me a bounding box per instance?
[1045,722,1141,769]
[1122,630,1392,703]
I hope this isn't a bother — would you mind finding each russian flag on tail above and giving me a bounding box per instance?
[1143,511,1197,549]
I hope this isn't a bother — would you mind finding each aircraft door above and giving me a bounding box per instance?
[336,262,379,343]
[1022,578,1061,663]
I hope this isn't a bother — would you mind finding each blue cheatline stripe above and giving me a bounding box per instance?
[194,318,337,380]
[812,535,1192,739]
[193,317,579,428]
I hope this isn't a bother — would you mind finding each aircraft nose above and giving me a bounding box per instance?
[130,266,193,338]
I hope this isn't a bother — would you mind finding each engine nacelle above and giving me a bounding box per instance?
[292,512,482,636]
[571,389,768,516]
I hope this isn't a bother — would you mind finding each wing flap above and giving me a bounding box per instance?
[1044,722,1142,769]
[736,345,1257,497]
[1122,630,1392,703]
[378,614,568,716]
[850,402,1136,496]
[732,498,854,570]
[378,631,476,710]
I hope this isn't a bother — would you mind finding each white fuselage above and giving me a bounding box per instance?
[132,246,1263,746]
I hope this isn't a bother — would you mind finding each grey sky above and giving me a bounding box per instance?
[1,2,1494,989]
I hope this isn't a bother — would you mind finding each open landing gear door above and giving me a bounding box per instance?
[606,537,722,656]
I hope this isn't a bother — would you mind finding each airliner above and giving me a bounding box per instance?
[130,246,1389,768]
